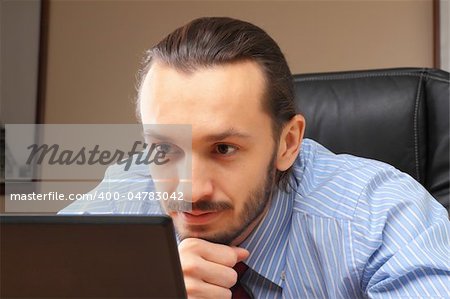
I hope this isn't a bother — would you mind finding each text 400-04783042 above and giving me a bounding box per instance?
[96,191,185,201]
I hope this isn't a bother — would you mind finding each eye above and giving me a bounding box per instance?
[156,143,181,155]
[214,144,238,156]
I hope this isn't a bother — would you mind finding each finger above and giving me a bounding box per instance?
[200,244,246,267]
[180,238,242,267]
[184,276,232,299]
[181,255,237,288]
[201,259,238,288]
[233,247,250,262]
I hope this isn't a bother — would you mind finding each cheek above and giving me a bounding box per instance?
[223,149,273,206]
[218,159,270,207]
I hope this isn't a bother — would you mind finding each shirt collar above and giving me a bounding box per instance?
[239,175,297,287]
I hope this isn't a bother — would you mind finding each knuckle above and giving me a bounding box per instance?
[184,277,203,297]
[230,269,238,285]
[178,238,200,252]
[222,288,232,299]
[181,259,200,276]
[217,249,238,267]
[224,254,238,267]
[185,282,200,296]
[224,268,238,288]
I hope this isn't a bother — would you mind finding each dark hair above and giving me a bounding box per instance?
[138,17,297,191]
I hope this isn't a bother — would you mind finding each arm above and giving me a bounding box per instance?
[57,164,115,214]
[58,161,158,214]
[353,168,450,298]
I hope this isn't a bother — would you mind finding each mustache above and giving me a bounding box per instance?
[165,199,233,212]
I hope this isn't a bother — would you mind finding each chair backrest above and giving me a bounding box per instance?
[293,68,449,210]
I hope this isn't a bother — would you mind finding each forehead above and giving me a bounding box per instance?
[139,61,271,135]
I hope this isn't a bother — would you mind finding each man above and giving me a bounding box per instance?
[60,17,450,298]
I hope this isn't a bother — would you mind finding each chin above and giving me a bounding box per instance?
[176,228,213,242]
[179,226,241,245]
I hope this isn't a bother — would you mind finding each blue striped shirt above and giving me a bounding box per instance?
[59,138,450,298]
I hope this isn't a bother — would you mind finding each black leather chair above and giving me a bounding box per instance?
[293,68,449,211]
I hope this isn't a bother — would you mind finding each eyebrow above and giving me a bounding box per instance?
[142,130,177,143]
[203,128,252,142]
[143,128,251,143]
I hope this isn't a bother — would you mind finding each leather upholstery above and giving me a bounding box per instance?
[293,68,449,210]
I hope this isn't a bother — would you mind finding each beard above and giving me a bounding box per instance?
[162,151,277,245]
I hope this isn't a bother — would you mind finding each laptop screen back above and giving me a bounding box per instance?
[0,215,186,298]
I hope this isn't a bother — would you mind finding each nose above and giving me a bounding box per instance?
[180,154,213,203]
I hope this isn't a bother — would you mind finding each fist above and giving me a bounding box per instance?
[178,238,250,299]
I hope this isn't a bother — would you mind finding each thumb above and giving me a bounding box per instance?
[233,247,250,263]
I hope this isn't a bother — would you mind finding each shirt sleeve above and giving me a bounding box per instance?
[57,164,115,214]
[352,167,450,298]
[58,162,161,215]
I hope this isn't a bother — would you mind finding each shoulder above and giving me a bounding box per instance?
[287,139,450,294]
[103,155,151,181]
[290,139,441,222]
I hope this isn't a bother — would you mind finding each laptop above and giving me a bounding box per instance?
[0,215,187,298]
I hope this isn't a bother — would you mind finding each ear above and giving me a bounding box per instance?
[276,114,306,171]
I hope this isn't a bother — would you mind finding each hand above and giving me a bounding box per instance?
[178,238,250,299]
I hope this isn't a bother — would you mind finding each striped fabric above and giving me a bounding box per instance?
[59,139,450,298]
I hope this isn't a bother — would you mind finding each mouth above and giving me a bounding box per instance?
[178,210,222,225]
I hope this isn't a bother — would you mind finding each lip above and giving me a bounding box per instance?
[179,211,222,225]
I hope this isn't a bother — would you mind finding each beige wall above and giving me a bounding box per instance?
[44,0,434,124]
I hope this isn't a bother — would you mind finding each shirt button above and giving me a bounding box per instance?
[281,270,286,281]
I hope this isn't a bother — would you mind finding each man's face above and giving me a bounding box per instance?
[139,60,277,244]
